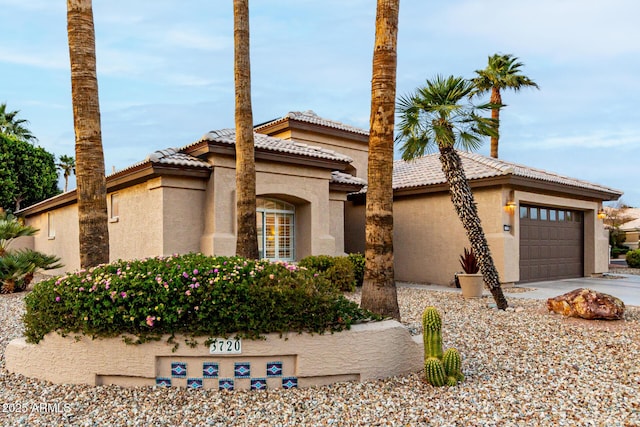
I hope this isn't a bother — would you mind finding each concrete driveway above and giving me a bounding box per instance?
[508,274,640,307]
[399,273,640,307]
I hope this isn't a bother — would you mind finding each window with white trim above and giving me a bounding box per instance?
[256,198,295,261]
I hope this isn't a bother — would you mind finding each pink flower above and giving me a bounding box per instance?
[146,316,156,327]
[193,269,199,275]
[55,296,61,302]
[121,292,127,298]
[269,274,275,280]
[185,290,191,296]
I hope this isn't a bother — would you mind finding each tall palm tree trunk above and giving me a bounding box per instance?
[438,145,508,309]
[233,0,258,259]
[489,87,502,158]
[360,0,400,320]
[67,0,109,268]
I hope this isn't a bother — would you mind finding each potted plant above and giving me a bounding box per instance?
[457,248,484,298]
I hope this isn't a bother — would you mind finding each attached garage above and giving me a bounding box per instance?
[519,205,584,282]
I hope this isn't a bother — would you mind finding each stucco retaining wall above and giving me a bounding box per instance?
[5,320,423,390]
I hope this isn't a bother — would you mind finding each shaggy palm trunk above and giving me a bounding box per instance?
[233,0,259,259]
[489,87,502,159]
[67,0,110,268]
[361,0,400,320]
[438,145,508,309]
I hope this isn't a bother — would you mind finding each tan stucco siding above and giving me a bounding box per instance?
[26,204,80,275]
[393,188,510,286]
[329,191,347,255]
[278,128,369,180]
[199,155,341,260]
[108,179,163,263]
[159,177,207,255]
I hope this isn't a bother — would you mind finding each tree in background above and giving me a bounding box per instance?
[57,154,76,192]
[0,102,37,143]
[67,0,110,267]
[0,134,59,212]
[0,210,62,293]
[360,0,401,320]
[396,75,508,309]
[471,54,538,158]
[233,0,259,259]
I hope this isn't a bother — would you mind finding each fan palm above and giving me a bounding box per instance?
[233,0,259,259]
[56,154,76,192]
[472,54,539,158]
[396,75,508,309]
[360,0,401,320]
[0,103,37,142]
[67,0,110,267]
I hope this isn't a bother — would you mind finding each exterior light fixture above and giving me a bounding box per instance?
[597,209,606,220]
[504,199,516,213]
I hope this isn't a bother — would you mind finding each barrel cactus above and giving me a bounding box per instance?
[422,306,464,387]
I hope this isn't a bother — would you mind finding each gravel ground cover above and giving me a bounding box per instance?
[1,286,638,426]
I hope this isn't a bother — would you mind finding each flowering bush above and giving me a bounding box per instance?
[23,254,380,346]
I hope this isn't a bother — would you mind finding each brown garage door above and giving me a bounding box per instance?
[519,205,583,283]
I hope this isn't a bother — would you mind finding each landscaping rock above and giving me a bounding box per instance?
[546,288,625,320]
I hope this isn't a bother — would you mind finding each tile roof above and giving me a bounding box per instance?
[393,151,623,196]
[196,128,353,163]
[331,171,367,186]
[108,148,211,177]
[255,110,369,136]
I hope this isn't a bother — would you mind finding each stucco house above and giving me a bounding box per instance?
[18,110,622,285]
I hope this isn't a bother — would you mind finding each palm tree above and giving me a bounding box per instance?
[67,0,109,268]
[56,154,76,192]
[233,0,258,259]
[360,0,401,320]
[397,75,508,310]
[472,54,539,158]
[0,103,37,142]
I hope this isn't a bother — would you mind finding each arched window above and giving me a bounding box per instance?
[256,198,295,260]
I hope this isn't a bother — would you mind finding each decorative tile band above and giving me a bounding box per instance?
[218,378,234,391]
[156,377,172,387]
[234,362,251,378]
[282,377,298,389]
[187,378,203,389]
[266,361,283,377]
[171,362,187,378]
[251,378,267,390]
[202,362,219,379]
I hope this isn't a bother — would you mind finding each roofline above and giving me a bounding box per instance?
[183,139,350,171]
[17,162,212,217]
[383,174,621,201]
[256,116,370,143]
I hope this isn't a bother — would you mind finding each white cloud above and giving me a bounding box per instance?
[523,130,640,150]
[0,47,67,70]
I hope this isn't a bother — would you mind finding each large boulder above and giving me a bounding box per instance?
[546,288,625,320]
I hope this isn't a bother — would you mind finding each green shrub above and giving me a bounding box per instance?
[23,254,380,345]
[611,246,630,258]
[626,249,640,268]
[299,255,356,292]
[348,253,365,287]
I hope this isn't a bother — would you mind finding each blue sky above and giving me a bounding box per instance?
[2,0,639,205]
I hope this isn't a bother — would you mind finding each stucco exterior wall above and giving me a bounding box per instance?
[329,191,347,255]
[199,155,341,260]
[268,128,369,180]
[108,179,164,262]
[26,204,80,275]
[393,187,510,286]
[6,320,422,390]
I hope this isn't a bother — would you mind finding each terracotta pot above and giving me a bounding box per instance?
[457,273,484,298]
